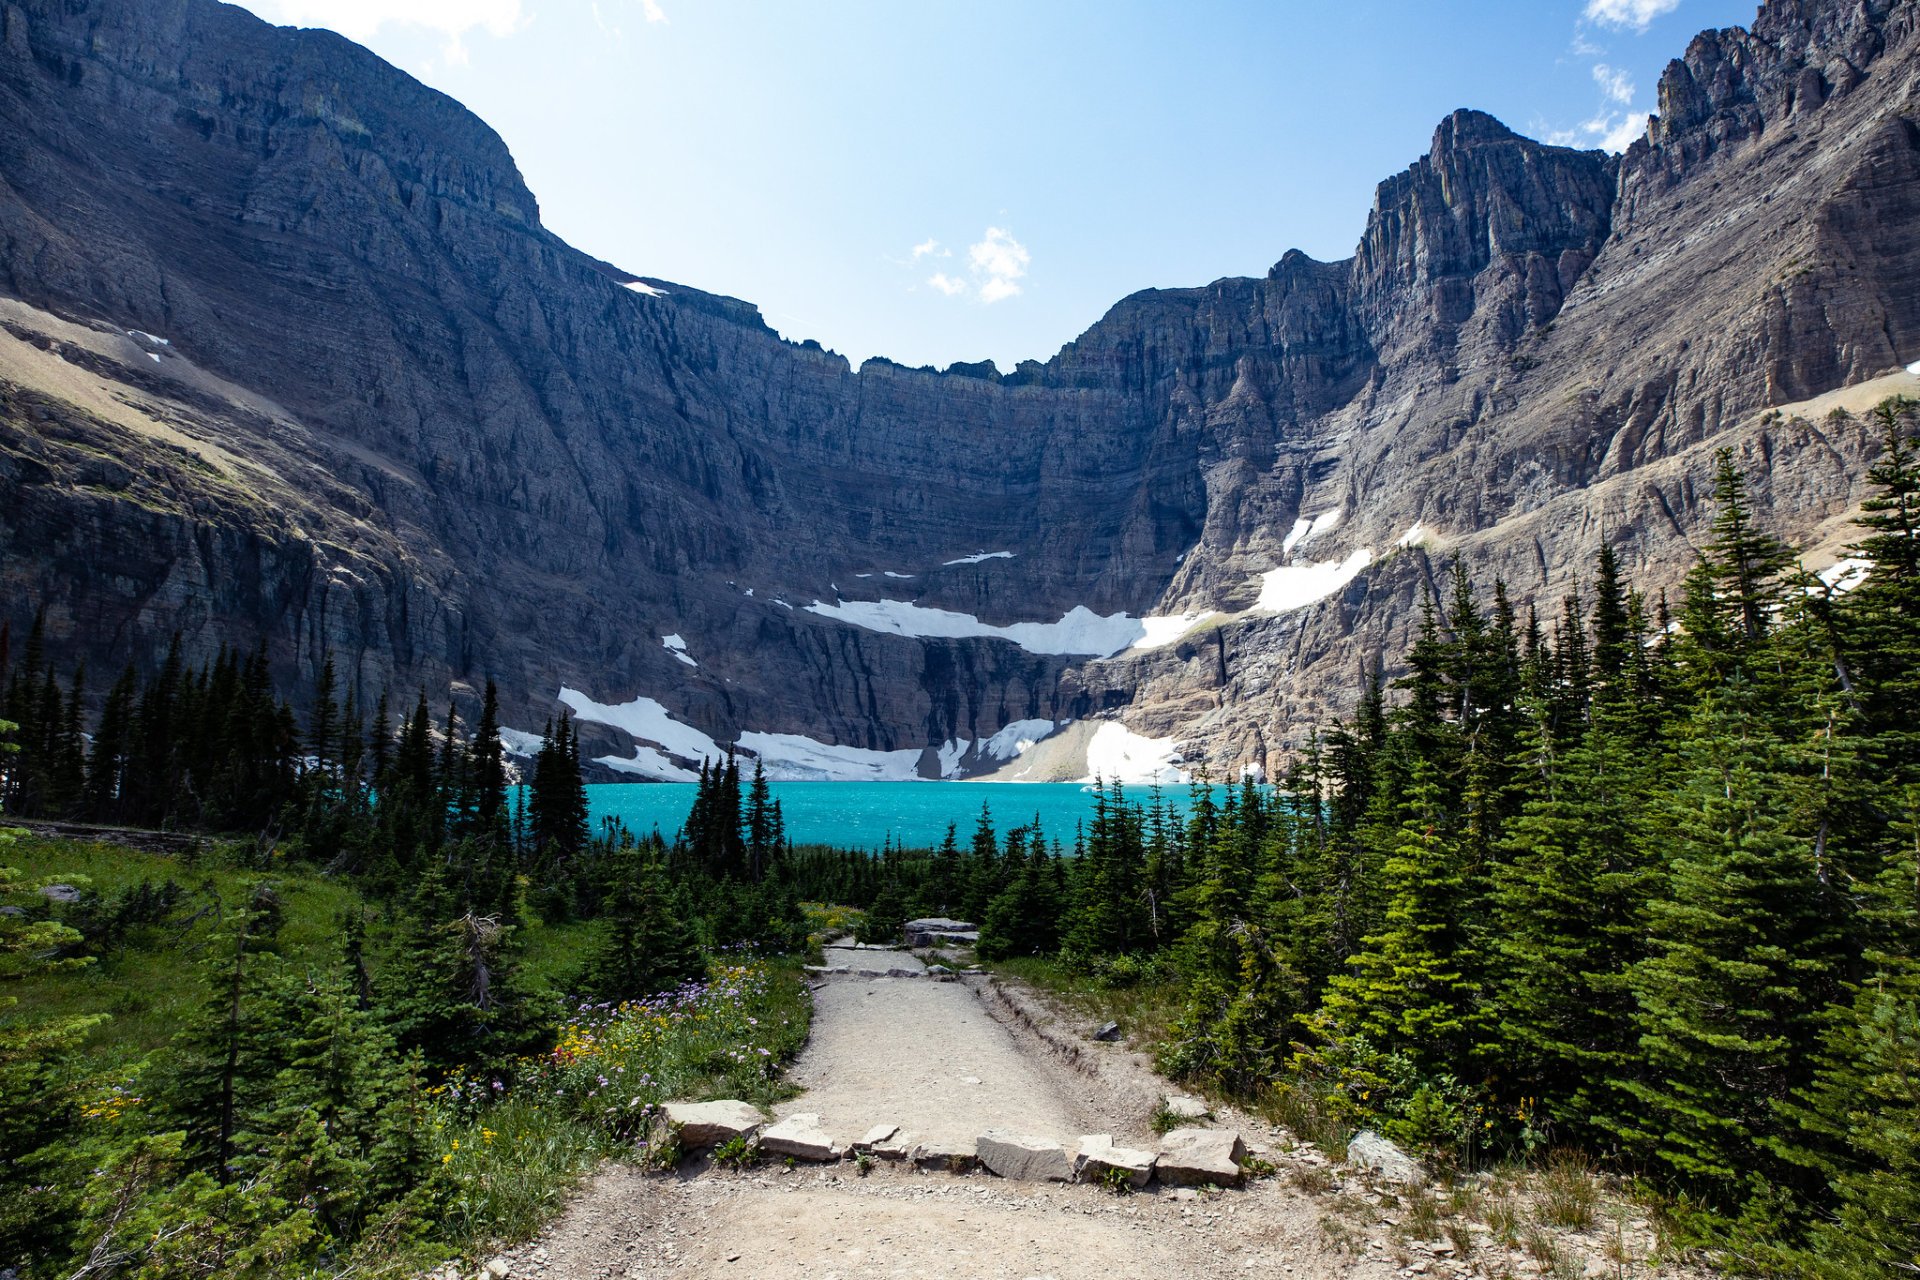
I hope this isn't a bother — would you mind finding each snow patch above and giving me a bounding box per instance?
[737,731,924,782]
[1282,509,1342,554]
[597,745,699,783]
[883,571,915,579]
[773,599,794,610]
[1255,548,1373,613]
[804,598,1147,657]
[499,726,545,759]
[146,352,161,363]
[943,551,1016,566]
[981,719,1057,761]
[1128,612,1216,652]
[1083,722,1187,785]
[559,688,721,764]
[662,634,697,667]
[1817,558,1872,594]
[1908,360,1920,375]
[937,738,971,777]
[1396,523,1427,549]
[625,280,665,297]
[127,330,170,346]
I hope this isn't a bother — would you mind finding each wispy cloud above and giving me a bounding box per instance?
[1593,63,1635,105]
[969,226,1030,304]
[244,0,527,51]
[1599,111,1651,151]
[639,0,668,24]
[1583,0,1682,32]
[912,226,1031,304]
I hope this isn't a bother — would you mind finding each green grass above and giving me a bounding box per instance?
[988,954,1184,1054]
[6,836,362,1061]
[7,835,820,1270]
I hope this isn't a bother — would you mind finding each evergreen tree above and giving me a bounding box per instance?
[587,833,703,1003]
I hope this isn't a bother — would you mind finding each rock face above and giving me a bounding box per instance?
[2,0,1918,773]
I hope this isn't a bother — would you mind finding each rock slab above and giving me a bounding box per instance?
[911,1138,978,1173]
[850,1123,898,1154]
[1346,1129,1426,1185]
[759,1113,839,1162]
[1155,1128,1245,1186]
[1073,1134,1157,1188]
[663,1100,764,1149]
[976,1130,1074,1182]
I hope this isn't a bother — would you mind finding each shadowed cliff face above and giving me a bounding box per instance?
[2,0,1918,779]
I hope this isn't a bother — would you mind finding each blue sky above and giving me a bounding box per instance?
[230,0,1757,370]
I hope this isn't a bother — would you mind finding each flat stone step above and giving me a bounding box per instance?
[664,1100,764,1149]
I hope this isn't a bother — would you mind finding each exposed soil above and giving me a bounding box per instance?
[496,949,1707,1280]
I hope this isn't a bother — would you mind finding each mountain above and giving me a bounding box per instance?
[2,0,1917,783]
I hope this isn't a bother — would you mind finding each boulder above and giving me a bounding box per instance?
[851,1123,898,1154]
[1156,1128,1245,1186]
[482,1258,512,1280]
[1162,1094,1210,1120]
[759,1113,839,1162]
[1346,1129,1427,1186]
[910,1138,978,1173]
[663,1100,764,1148]
[976,1130,1074,1182]
[1073,1134,1157,1188]
[1093,1021,1121,1041]
[38,884,81,904]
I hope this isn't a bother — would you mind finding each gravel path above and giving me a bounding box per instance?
[493,956,1703,1280]
[775,951,1098,1148]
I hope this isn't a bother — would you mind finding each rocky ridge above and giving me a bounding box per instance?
[1,0,1917,779]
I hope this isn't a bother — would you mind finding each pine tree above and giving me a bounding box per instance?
[1613,681,1842,1210]
[587,833,703,1003]
[1311,763,1484,1073]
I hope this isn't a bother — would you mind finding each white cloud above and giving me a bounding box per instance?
[1593,63,1635,104]
[242,0,526,45]
[927,272,968,297]
[639,0,668,24]
[911,237,943,260]
[969,226,1030,304]
[1583,0,1681,31]
[1571,32,1606,56]
[1598,111,1651,151]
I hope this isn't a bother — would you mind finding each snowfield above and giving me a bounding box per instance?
[1282,509,1342,554]
[560,688,722,763]
[942,550,1016,566]
[1083,721,1187,785]
[803,598,1147,657]
[1128,611,1216,651]
[981,719,1058,761]
[498,726,545,759]
[1255,548,1373,613]
[736,731,924,782]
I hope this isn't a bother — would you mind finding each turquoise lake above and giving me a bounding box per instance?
[579,780,1222,850]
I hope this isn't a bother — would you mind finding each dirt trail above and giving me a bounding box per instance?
[498,951,1693,1280]
[776,950,1131,1148]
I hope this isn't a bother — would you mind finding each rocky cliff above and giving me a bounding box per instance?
[1,0,1916,782]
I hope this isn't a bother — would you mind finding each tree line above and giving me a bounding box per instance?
[792,401,1920,1276]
